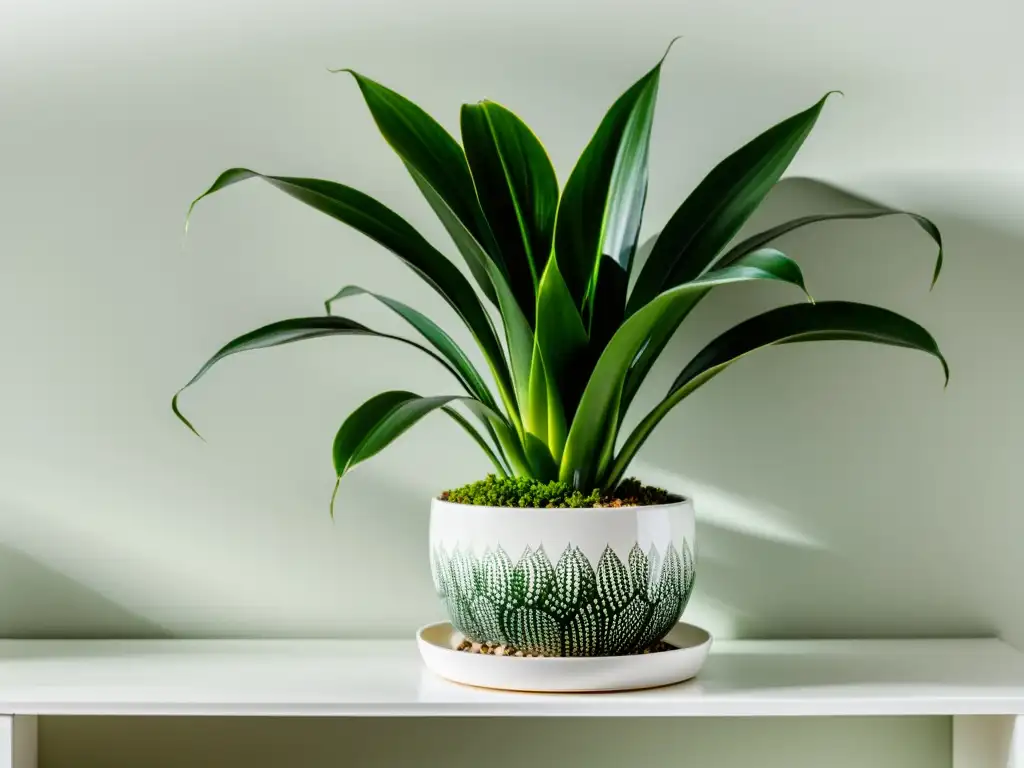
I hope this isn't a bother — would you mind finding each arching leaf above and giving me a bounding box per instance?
[628,92,838,314]
[330,391,515,514]
[185,169,517,417]
[171,316,463,438]
[561,253,811,489]
[717,209,943,286]
[325,285,495,408]
[606,301,948,486]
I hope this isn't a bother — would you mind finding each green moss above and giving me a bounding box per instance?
[440,475,679,509]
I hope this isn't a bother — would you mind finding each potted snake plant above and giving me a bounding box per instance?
[173,45,946,658]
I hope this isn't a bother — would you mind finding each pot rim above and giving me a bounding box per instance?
[431,495,691,513]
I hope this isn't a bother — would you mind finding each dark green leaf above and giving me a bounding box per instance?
[405,169,535,416]
[717,209,944,287]
[443,405,510,477]
[553,48,668,315]
[606,301,948,486]
[330,391,514,514]
[561,254,811,489]
[186,168,518,426]
[324,284,495,408]
[619,248,802,422]
[628,92,839,314]
[461,100,559,321]
[171,316,461,439]
[341,71,506,306]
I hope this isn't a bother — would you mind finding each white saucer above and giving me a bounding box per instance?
[417,621,713,693]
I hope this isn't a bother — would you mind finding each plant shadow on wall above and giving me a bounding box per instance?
[630,176,1013,641]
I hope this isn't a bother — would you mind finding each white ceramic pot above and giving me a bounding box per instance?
[429,497,695,657]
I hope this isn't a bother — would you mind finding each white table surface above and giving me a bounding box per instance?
[1,638,1022,717]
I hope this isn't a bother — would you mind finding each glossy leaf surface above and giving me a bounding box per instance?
[628,92,837,314]
[607,301,948,485]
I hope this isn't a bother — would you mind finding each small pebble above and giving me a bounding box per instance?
[455,640,677,658]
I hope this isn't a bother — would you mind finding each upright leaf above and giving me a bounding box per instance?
[406,169,535,416]
[533,259,590,438]
[717,209,944,286]
[461,100,559,321]
[171,316,466,438]
[342,71,506,305]
[552,48,668,321]
[186,169,519,430]
[606,301,948,486]
[628,92,839,314]
[561,255,810,489]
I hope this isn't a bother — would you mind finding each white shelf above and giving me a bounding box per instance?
[0,638,1023,717]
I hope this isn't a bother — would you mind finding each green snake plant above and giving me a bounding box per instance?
[173,45,947,512]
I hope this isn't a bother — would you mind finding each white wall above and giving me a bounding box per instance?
[4,0,1023,764]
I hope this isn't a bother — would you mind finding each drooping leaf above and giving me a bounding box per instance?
[331,391,515,515]
[324,284,495,408]
[619,248,799,417]
[628,92,839,314]
[461,100,559,320]
[717,209,944,286]
[341,71,506,305]
[185,168,517,416]
[441,405,510,477]
[552,46,669,317]
[171,316,463,439]
[561,254,811,489]
[606,301,948,486]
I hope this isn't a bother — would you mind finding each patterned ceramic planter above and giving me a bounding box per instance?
[429,497,695,657]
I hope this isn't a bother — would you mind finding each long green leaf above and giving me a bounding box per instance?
[606,301,948,486]
[560,255,811,489]
[186,168,518,428]
[442,405,510,477]
[330,391,516,514]
[532,258,590,452]
[324,285,495,408]
[324,284,512,469]
[341,71,506,306]
[405,169,535,420]
[627,92,838,314]
[619,248,796,417]
[171,316,462,438]
[461,100,558,321]
[553,48,667,323]
[717,210,944,286]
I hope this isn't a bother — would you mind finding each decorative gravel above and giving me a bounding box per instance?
[453,638,676,657]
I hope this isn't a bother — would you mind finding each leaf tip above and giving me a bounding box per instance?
[929,251,943,290]
[171,392,206,442]
[329,477,341,520]
[660,36,683,64]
